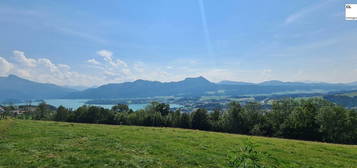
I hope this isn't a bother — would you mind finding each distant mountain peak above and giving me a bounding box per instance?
[133,79,148,83]
[183,76,210,82]
[262,80,284,83]
[8,74,21,79]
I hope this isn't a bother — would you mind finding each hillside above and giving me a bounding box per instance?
[66,77,357,99]
[65,76,217,99]
[0,120,356,167]
[0,75,75,102]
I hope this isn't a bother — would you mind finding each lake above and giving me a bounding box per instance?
[12,99,183,111]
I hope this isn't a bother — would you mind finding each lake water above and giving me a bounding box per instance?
[13,99,183,111]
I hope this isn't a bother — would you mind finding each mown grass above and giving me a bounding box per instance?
[0,119,356,168]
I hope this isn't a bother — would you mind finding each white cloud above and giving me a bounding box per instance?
[96,50,127,67]
[1,50,105,87]
[103,70,117,76]
[58,64,71,70]
[87,58,100,65]
[114,59,128,67]
[13,50,37,67]
[38,58,58,72]
[97,50,113,60]
[133,62,145,73]
[3,47,356,87]
[0,57,13,76]
[82,50,135,83]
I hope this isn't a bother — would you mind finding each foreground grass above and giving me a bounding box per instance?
[0,120,356,168]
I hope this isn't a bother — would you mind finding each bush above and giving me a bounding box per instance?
[227,139,279,168]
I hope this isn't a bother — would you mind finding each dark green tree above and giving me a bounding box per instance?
[241,102,265,134]
[179,112,191,128]
[316,106,350,143]
[147,102,170,116]
[191,108,210,130]
[266,99,297,137]
[209,109,223,131]
[54,106,69,121]
[223,102,244,133]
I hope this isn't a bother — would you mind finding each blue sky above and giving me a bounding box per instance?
[0,0,356,86]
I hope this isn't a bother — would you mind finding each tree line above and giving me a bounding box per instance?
[3,98,357,144]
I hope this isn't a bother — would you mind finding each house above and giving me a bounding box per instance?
[0,106,5,113]
[11,110,21,115]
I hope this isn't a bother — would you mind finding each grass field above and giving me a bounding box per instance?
[340,92,357,97]
[0,119,356,168]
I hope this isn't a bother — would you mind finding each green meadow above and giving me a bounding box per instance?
[0,119,356,168]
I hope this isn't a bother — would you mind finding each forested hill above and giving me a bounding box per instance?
[65,77,357,99]
[65,76,217,99]
[0,75,75,102]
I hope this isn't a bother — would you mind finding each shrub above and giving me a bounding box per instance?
[227,139,279,168]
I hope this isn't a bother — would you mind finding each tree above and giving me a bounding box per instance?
[266,99,297,137]
[210,109,221,121]
[112,104,130,113]
[98,109,115,124]
[114,112,129,125]
[346,110,357,144]
[241,102,264,134]
[86,106,115,124]
[166,110,181,127]
[34,102,52,120]
[209,109,223,131]
[191,108,210,130]
[223,102,244,133]
[54,106,69,121]
[70,105,89,122]
[316,106,350,143]
[281,102,320,141]
[147,102,170,116]
[179,112,191,128]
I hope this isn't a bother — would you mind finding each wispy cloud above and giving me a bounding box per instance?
[0,5,107,44]
[284,0,337,24]
[53,26,107,44]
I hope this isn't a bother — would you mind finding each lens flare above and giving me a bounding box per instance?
[198,0,215,66]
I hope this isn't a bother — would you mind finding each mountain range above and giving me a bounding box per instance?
[65,76,216,99]
[0,75,75,102]
[1,75,357,101]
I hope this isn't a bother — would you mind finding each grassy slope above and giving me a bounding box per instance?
[340,92,357,97]
[0,120,356,168]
